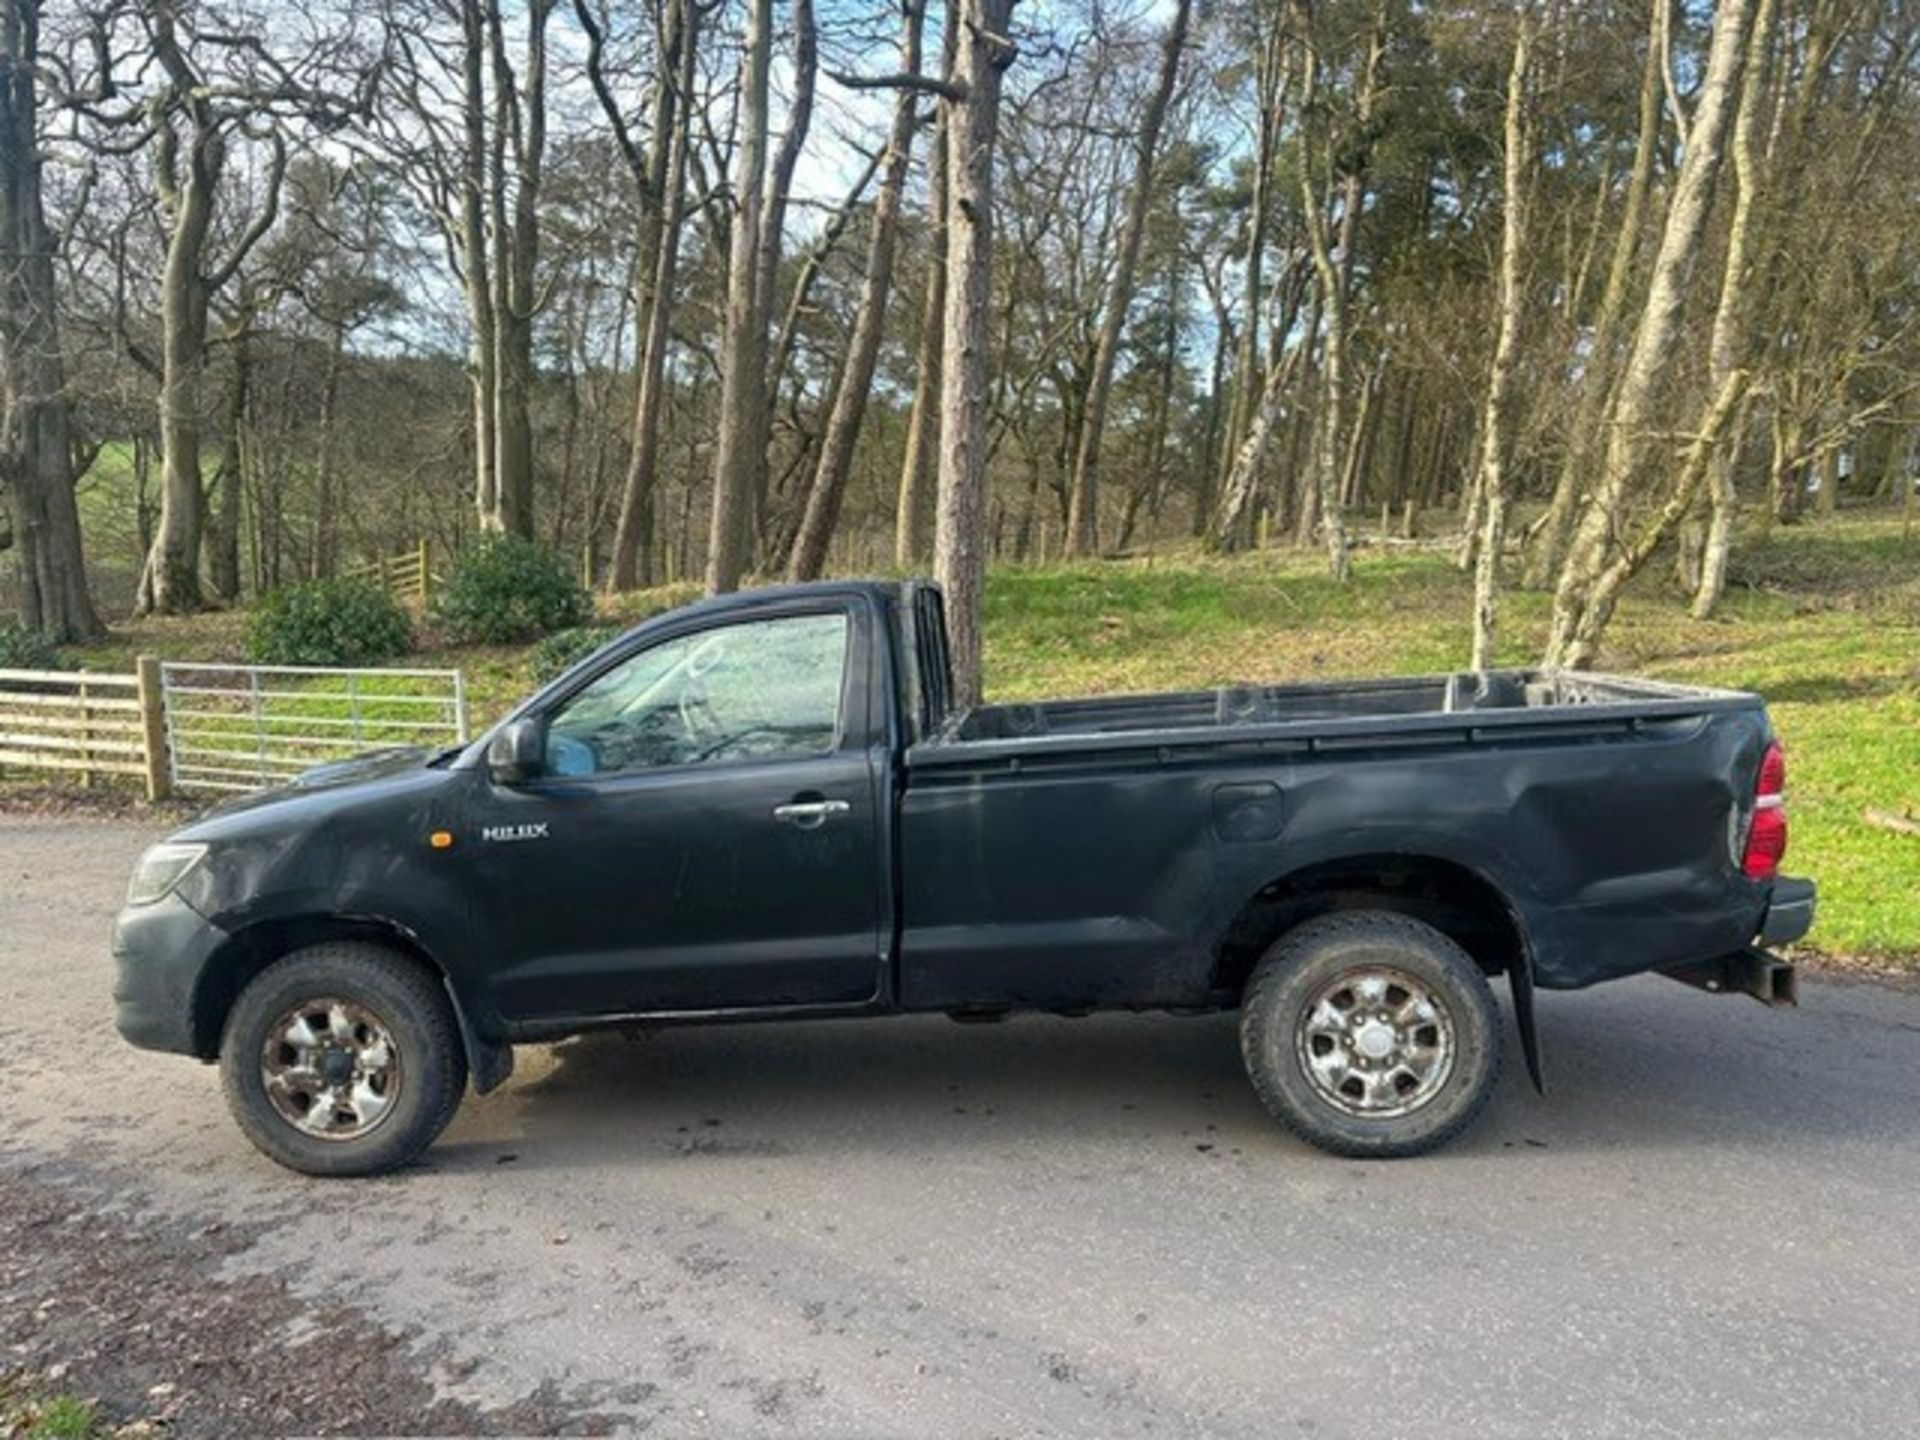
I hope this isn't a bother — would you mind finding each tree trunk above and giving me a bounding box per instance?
[1471,11,1530,673]
[933,0,1015,709]
[609,0,698,592]
[1526,0,1665,589]
[145,127,221,615]
[1294,0,1378,582]
[0,0,100,640]
[1692,0,1778,619]
[787,1,925,582]
[704,0,774,594]
[1063,0,1190,557]
[743,0,816,548]
[204,320,249,602]
[1547,0,1755,668]
[895,0,957,571]
[460,0,499,531]
[1217,23,1283,512]
[486,0,551,539]
[310,318,346,578]
[1205,313,1311,553]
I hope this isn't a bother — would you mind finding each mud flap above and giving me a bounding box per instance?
[444,977,515,1094]
[1509,961,1544,1094]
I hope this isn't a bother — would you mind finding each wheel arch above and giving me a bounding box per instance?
[190,914,512,1093]
[1212,851,1542,1090]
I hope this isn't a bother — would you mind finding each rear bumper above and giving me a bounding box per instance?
[1759,876,1816,948]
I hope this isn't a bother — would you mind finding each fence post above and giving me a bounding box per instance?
[419,538,433,604]
[78,675,94,788]
[136,655,172,802]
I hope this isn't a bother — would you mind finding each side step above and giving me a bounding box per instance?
[1660,947,1798,1008]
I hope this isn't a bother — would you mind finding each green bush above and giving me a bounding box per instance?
[530,624,620,683]
[247,577,414,667]
[0,619,62,671]
[430,534,590,645]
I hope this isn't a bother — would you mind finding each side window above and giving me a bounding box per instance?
[544,612,850,777]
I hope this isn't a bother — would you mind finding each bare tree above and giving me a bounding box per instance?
[1691,0,1778,617]
[1292,0,1383,582]
[139,6,289,613]
[487,0,555,538]
[1546,0,1757,668]
[1062,0,1190,557]
[577,0,704,590]
[1524,0,1664,587]
[704,0,774,593]
[786,0,927,582]
[1470,6,1532,672]
[894,0,956,570]
[376,0,548,540]
[935,0,1016,707]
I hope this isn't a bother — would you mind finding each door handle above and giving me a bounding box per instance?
[772,798,851,827]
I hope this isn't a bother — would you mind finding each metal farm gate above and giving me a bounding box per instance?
[159,662,469,794]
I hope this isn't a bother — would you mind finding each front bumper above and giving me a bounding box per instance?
[112,891,230,1057]
[1759,876,1816,948]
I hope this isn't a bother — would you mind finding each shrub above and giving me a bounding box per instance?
[530,625,620,683]
[0,619,61,672]
[430,534,590,645]
[247,577,414,667]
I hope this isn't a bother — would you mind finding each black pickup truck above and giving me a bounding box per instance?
[114,579,1814,1175]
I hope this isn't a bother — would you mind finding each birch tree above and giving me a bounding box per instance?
[1546,0,1757,668]
[1470,7,1531,672]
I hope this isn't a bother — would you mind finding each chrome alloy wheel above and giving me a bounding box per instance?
[1293,967,1455,1119]
[259,998,403,1140]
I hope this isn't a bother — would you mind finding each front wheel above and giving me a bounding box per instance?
[219,941,468,1177]
[1239,911,1502,1158]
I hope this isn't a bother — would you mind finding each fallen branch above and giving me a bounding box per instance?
[1864,807,1920,838]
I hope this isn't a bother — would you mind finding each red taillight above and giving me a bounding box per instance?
[1743,740,1788,880]
[1757,740,1786,800]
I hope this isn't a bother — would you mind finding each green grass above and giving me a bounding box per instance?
[0,1382,105,1440]
[21,508,1920,964]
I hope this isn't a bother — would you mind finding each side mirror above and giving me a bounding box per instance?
[487,717,548,785]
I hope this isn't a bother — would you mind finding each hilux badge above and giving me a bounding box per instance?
[482,823,550,843]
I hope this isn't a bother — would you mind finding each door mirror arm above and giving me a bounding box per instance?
[487,717,549,786]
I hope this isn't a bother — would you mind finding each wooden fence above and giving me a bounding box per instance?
[0,657,169,800]
[1,655,469,801]
[341,540,434,604]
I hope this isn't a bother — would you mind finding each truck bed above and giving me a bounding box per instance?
[936,669,1757,754]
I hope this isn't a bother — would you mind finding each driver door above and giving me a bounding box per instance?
[470,602,887,1024]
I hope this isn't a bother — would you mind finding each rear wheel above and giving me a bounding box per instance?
[1239,911,1502,1157]
[219,942,467,1177]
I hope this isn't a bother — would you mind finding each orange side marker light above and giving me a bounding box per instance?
[429,830,454,850]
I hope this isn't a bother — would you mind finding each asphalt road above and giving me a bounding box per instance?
[5,816,1920,1437]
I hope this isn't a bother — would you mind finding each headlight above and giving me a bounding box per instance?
[126,842,208,907]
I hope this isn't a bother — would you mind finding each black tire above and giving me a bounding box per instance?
[219,941,468,1177]
[1239,911,1502,1158]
